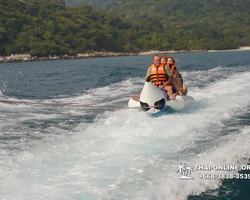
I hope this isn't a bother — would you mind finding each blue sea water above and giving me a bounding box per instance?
[0,51,250,200]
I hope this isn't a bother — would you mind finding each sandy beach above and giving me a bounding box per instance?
[208,46,250,52]
[137,46,250,55]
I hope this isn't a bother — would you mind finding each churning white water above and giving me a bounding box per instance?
[0,61,250,200]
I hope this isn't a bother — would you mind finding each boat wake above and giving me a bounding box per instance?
[0,65,250,199]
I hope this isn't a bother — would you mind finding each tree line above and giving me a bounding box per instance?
[103,0,250,49]
[0,0,249,56]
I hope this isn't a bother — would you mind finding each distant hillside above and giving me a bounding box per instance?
[63,0,250,48]
[1,0,249,56]
[64,0,115,9]
[104,0,250,23]
[0,0,133,56]
[103,0,250,46]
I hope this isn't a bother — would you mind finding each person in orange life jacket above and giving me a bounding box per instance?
[161,55,184,96]
[131,55,176,101]
[167,56,188,95]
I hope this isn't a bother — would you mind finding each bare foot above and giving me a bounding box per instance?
[182,85,188,95]
[178,90,185,96]
[182,89,187,95]
[168,93,177,100]
[131,95,140,102]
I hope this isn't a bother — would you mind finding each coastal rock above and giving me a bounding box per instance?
[0,57,5,62]
[3,54,32,62]
[0,50,210,63]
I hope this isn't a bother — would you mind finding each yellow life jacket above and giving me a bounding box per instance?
[150,63,168,86]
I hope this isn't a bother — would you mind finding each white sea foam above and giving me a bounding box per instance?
[0,66,250,199]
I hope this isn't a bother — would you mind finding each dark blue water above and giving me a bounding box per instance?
[0,51,250,200]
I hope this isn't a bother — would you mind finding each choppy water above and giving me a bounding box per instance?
[0,51,250,200]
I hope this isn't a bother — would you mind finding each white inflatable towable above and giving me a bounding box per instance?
[128,81,195,114]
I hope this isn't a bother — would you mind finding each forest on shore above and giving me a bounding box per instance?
[0,0,250,56]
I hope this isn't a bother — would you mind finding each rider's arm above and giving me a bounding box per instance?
[145,67,151,81]
[162,65,173,87]
[175,69,180,79]
[162,76,173,87]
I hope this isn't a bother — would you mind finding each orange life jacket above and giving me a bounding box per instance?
[150,63,168,86]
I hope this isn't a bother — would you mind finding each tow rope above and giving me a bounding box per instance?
[0,99,140,110]
[0,99,160,110]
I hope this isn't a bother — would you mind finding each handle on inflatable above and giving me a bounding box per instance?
[146,76,151,82]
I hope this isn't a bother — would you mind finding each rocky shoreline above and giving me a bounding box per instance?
[0,50,208,63]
